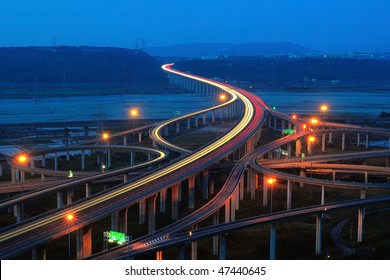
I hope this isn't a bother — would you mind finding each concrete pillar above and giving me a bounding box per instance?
[203,113,206,125]
[81,150,85,171]
[138,132,142,143]
[57,191,63,208]
[224,200,231,223]
[212,110,215,123]
[191,224,198,260]
[219,234,227,260]
[76,225,92,259]
[342,133,345,151]
[15,204,24,223]
[178,246,185,260]
[148,195,157,234]
[357,207,365,243]
[365,134,369,148]
[11,167,16,183]
[188,175,195,209]
[322,133,326,152]
[315,215,323,255]
[248,168,256,200]
[107,149,111,168]
[41,174,45,181]
[171,184,179,221]
[0,163,3,177]
[328,132,333,144]
[213,211,219,256]
[67,188,74,205]
[209,177,215,195]
[176,122,180,134]
[295,138,302,157]
[42,154,46,167]
[263,177,268,207]
[287,180,292,210]
[85,183,91,197]
[187,118,191,130]
[269,223,276,260]
[139,199,146,225]
[156,251,163,260]
[111,212,119,231]
[159,188,167,213]
[119,208,129,234]
[364,171,368,184]
[268,115,272,128]
[202,169,209,200]
[281,119,285,131]
[287,143,292,158]
[54,153,58,171]
[321,186,325,205]
[195,116,198,127]
[230,196,236,222]
[164,126,169,137]
[123,136,127,146]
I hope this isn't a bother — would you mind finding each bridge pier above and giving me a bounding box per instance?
[269,223,276,260]
[365,134,369,148]
[315,214,323,255]
[148,195,158,234]
[357,133,360,146]
[263,176,268,207]
[159,188,167,213]
[138,132,142,143]
[32,245,47,260]
[176,122,180,133]
[85,183,92,197]
[341,133,346,151]
[76,225,92,259]
[295,138,302,156]
[357,207,365,243]
[30,157,35,175]
[171,184,179,221]
[188,175,196,209]
[42,154,46,167]
[321,186,325,205]
[156,250,163,260]
[202,113,206,125]
[57,191,63,208]
[187,118,191,130]
[211,110,215,123]
[67,188,74,205]
[213,211,219,256]
[328,132,333,143]
[139,199,146,225]
[191,224,198,260]
[287,143,292,158]
[123,136,127,146]
[322,133,326,152]
[219,234,227,260]
[202,169,209,200]
[15,203,24,223]
[299,169,306,187]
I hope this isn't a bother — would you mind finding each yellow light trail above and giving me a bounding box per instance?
[0,64,257,242]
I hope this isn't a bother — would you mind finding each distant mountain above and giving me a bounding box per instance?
[0,46,167,83]
[145,42,317,57]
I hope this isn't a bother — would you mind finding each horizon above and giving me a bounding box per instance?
[1,0,389,53]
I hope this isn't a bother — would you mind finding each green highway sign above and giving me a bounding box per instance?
[108,230,126,244]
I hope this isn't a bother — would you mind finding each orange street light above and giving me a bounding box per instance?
[66,213,74,221]
[320,104,328,112]
[219,93,227,102]
[310,118,318,125]
[302,124,307,130]
[102,132,110,141]
[18,154,28,164]
[292,114,297,120]
[129,108,139,117]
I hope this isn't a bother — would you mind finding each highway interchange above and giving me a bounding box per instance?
[0,63,389,260]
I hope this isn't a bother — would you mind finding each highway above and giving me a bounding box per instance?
[0,63,266,259]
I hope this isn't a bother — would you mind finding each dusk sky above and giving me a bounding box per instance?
[1,0,390,52]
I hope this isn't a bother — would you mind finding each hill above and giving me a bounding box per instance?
[145,42,315,57]
[0,46,167,84]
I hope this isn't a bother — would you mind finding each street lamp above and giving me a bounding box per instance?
[267,177,276,213]
[17,154,28,194]
[308,136,316,178]
[320,104,329,124]
[101,132,110,172]
[129,108,139,144]
[66,213,75,259]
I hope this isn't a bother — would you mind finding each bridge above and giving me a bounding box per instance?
[0,63,389,260]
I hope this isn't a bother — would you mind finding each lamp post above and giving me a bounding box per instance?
[310,118,318,130]
[267,178,276,213]
[102,132,110,172]
[308,136,316,178]
[219,93,226,122]
[129,108,139,144]
[320,104,329,128]
[17,154,28,194]
[66,213,74,260]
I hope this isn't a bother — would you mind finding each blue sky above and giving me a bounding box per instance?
[1,0,389,52]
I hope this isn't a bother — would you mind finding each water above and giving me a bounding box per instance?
[0,92,217,124]
[1,91,389,125]
[256,91,390,116]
